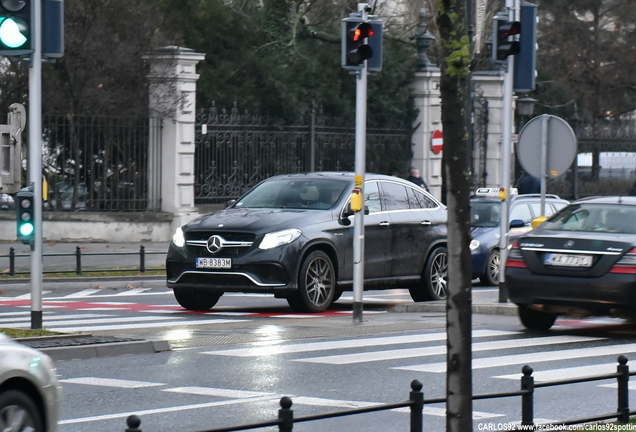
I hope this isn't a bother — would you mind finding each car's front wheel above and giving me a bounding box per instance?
[0,389,44,432]
[480,249,500,286]
[518,305,557,331]
[409,246,448,301]
[287,250,335,313]
[173,288,221,311]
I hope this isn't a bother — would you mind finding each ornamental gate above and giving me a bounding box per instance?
[194,104,414,204]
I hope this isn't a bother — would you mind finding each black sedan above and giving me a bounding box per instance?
[506,196,636,330]
[166,172,448,312]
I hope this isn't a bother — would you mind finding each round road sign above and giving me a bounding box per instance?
[516,115,577,179]
[431,129,443,154]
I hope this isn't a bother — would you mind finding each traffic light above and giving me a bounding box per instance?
[16,186,35,245]
[0,0,33,56]
[367,18,383,72]
[492,13,520,62]
[342,17,374,69]
[513,2,538,92]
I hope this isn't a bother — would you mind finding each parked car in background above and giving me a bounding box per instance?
[470,188,569,286]
[506,196,636,330]
[0,333,61,432]
[166,172,448,312]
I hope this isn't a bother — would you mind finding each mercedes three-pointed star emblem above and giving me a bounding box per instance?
[207,235,224,254]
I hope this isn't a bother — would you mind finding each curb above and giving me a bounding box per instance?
[39,339,172,361]
[392,301,518,316]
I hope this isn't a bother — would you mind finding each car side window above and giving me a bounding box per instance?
[380,181,409,211]
[364,181,382,214]
[510,203,533,226]
[530,202,555,218]
[406,187,423,209]
[415,190,438,209]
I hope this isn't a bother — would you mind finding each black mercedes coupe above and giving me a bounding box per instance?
[166,172,448,312]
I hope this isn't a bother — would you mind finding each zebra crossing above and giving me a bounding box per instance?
[0,288,395,332]
[56,328,636,427]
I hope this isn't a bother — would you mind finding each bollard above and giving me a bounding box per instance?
[520,364,534,426]
[409,380,424,432]
[9,247,14,275]
[125,415,142,432]
[617,355,629,423]
[75,246,82,275]
[278,396,294,432]
[140,245,146,273]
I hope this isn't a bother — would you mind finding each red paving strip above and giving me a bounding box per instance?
[0,299,352,317]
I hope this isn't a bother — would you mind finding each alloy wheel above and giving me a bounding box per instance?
[429,251,448,299]
[304,256,334,308]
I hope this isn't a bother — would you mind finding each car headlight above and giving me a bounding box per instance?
[469,239,480,251]
[259,229,302,250]
[172,227,185,248]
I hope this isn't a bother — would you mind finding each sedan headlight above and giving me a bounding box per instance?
[469,239,480,251]
[259,229,302,250]
[172,227,185,248]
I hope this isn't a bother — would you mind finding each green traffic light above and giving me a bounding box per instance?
[19,222,33,236]
[0,17,27,48]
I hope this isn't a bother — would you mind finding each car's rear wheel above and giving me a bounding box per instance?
[480,249,500,286]
[173,288,221,311]
[0,389,44,432]
[287,250,335,313]
[409,246,448,301]
[518,305,557,331]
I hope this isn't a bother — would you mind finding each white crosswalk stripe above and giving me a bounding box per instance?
[395,343,636,373]
[293,335,601,365]
[200,329,517,357]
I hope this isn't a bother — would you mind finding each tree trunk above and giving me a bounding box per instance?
[435,1,473,431]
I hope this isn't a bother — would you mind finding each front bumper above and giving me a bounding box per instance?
[166,241,302,295]
[506,267,636,316]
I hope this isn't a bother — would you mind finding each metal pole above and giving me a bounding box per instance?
[540,114,548,216]
[497,0,515,303]
[352,2,368,323]
[29,0,43,329]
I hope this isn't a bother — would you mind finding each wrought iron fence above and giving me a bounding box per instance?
[121,356,636,431]
[194,103,413,204]
[41,116,162,212]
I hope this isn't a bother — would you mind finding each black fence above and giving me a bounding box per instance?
[2,246,166,275]
[41,116,162,212]
[121,356,635,431]
[194,104,414,204]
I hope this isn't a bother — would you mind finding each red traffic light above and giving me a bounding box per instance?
[501,21,521,38]
[352,23,374,42]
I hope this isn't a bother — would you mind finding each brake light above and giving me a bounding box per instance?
[506,241,527,268]
[609,248,636,274]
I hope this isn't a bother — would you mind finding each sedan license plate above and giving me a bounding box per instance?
[544,253,593,267]
[196,257,232,269]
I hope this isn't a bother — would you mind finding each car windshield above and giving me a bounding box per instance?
[234,178,350,210]
[539,203,636,234]
[471,201,501,228]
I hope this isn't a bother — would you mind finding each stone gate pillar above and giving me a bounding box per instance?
[144,46,205,231]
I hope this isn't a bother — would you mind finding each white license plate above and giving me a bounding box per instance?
[544,253,593,267]
[196,257,232,269]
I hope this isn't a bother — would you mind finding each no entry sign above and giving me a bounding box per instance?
[431,129,443,154]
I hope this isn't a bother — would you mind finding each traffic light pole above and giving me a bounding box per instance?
[28,0,43,329]
[352,3,369,324]
[497,0,518,303]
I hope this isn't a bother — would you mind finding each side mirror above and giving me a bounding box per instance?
[225,199,236,208]
[364,205,369,215]
[509,219,525,229]
[340,204,369,220]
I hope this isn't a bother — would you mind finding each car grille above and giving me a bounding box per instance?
[185,232,256,257]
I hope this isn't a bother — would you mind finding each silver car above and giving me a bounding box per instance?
[0,334,61,432]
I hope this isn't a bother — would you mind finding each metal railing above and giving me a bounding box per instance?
[2,245,166,275]
[121,356,636,431]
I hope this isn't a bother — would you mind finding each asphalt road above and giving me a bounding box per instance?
[4,286,636,432]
